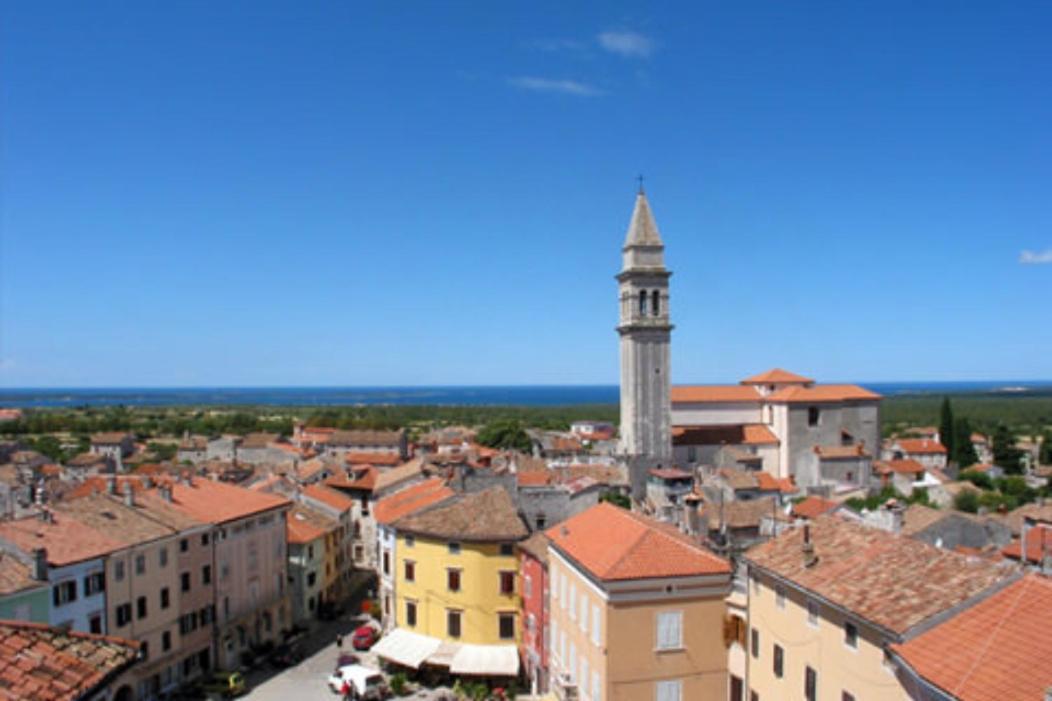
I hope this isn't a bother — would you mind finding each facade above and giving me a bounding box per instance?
[671,369,881,489]
[884,438,948,470]
[518,532,550,696]
[741,515,1015,701]
[286,505,332,624]
[617,190,674,498]
[546,503,733,701]
[301,483,357,608]
[0,550,49,623]
[325,429,408,461]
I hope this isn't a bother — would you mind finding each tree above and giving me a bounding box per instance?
[952,417,978,468]
[939,397,955,458]
[992,424,1024,474]
[600,491,631,509]
[1040,430,1052,466]
[954,490,980,513]
[147,442,178,461]
[476,420,532,452]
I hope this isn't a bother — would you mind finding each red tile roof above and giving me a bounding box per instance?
[670,385,762,403]
[754,472,796,493]
[0,513,124,567]
[324,466,378,491]
[1001,527,1052,563]
[157,478,291,525]
[813,444,870,459]
[393,487,527,542]
[745,516,1014,635]
[302,483,355,512]
[0,620,141,701]
[741,424,779,445]
[373,478,455,526]
[286,505,336,545]
[648,467,692,480]
[346,452,403,467]
[791,496,840,519]
[892,574,1051,701]
[766,384,881,403]
[896,438,948,455]
[0,553,44,597]
[546,502,731,581]
[516,471,554,487]
[875,459,927,476]
[740,368,814,385]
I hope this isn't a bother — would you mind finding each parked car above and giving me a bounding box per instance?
[352,625,379,650]
[337,653,361,667]
[269,643,304,668]
[201,671,247,698]
[327,664,388,699]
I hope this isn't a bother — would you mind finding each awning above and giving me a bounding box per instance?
[449,643,520,676]
[371,628,442,670]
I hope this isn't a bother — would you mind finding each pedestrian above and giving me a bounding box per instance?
[336,632,344,650]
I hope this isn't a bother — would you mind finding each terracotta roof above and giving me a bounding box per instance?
[766,384,882,403]
[900,504,947,536]
[875,459,927,476]
[1001,527,1052,563]
[54,494,177,546]
[754,472,797,493]
[517,531,550,565]
[814,444,870,459]
[516,471,554,487]
[302,483,356,512]
[0,620,141,701]
[0,553,44,597]
[329,430,403,447]
[90,432,131,445]
[670,385,762,404]
[791,496,840,519]
[648,467,692,480]
[970,432,989,444]
[286,505,336,545]
[392,487,527,542]
[892,575,1052,701]
[240,432,279,449]
[896,438,947,455]
[374,459,425,493]
[740,368,814,385]
[672,423,779,446]
[157,477,290,525]
[745,516,1014,635]
[547,502,730,581]
[373,478,455,526]
[346,452,403,466]
[555,463,627,486]
[0,513,124,567]
[991,502,1052,536]
[65,452,109,468]
[718,468,763,491]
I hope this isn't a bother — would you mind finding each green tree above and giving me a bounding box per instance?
[147,442,178,461]
[992,424,1024,474]
[959,469,994,490]
[29,435,66,462]
[1040,430,1052,466]
[939,397,955,458]
[600,491,631,509]
[476,420,532,452]
[952,417,979,468]
[954,490,980,513]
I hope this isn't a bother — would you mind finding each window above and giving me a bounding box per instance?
[180,538,189,553]
[161,587,170,610]
[84,572,105,596]
[499,612,515,640]
[775,585,785,609]
[730,676,744,701]
[655,680,681,701]
[115,561,125,582]
[53,580,77,606]
[354,545,364,561]
[447,610,462,638]
[162,631,172,652]
[500,543,514,556]
[751,628,759,658]
[159,547,168,568]
[559,572,567,608]
[808,406,820,427]
[807,601,818,626]
[135,554,146,575]
[308,546,314,559]
[447,569,461,592]
[579,597,588,632]
[382,552,390,576]
[137,596,148,619]
[591,604,601,645]
[89,614,103,634]
[842,693,855,701]
[592,671,601,701]
[535,515,546,530]
[805,667,817,701]
[307,572,317,587]
[201,532,210,546]
[140,641,149,661]
[569,582,577,619]
[404,561,415,582]
[750,692,759,701]
[499,571,515,595]
[656,611,683,650]
[202,565,212,585]
[638,290,648,316]
[844,622,858,649]
[116,603,132,627]
[406,601,417,627]
[201,605,214,625]
[448,542,461,555]
[651,289,660,316]
[404,535,414,548]
[181,572,191,592]
[524,574,532,599]
[773,644,784,678]
[580,658,589,697]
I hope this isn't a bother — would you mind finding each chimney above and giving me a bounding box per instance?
[159,485,172,502]
[123,482,135,507]
[142,476,153,489]
[31,547,47,581]
[106,476,117,495]
[802,523,818,568]
[36,509,53,524]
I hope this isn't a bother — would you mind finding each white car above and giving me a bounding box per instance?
[327,663,388,699]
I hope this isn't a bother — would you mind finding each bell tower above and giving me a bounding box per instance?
[617,187,673,498]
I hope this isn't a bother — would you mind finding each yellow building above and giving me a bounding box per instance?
[546,503,733,701]
[376,487,528,677]
[740,515,1014,701]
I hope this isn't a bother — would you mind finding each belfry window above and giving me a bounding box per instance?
[638,290,647,316]
[652,290,660,316]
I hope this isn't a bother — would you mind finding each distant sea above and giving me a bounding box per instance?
[1,381,1051,409]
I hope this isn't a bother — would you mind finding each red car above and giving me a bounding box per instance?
[352,625,379,650]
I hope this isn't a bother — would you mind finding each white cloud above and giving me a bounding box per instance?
[598,30,654,58]
[508,77,605,97]
[1019,249,1052,264]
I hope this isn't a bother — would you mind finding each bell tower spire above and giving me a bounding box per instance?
[617,187,673,498]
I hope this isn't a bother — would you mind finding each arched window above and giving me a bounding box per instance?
[652,290,660,316]
[638,290,647,316]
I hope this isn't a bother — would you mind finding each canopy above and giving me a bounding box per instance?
[371,628,442,670]
[449,643,520,676]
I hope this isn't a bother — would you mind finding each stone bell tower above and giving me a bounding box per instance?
[617,187,673,498]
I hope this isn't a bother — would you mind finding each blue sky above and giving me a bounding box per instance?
[1,1,1050,387]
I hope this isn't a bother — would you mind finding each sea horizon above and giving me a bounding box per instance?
[2,379,1052,409]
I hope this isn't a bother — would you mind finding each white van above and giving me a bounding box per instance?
[327,663,388,699]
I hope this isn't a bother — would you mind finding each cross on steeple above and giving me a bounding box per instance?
[636,174,645,194]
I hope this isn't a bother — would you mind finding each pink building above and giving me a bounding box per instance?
[518,532,550,695]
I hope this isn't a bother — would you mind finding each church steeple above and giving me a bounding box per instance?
[623,191,664,248]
